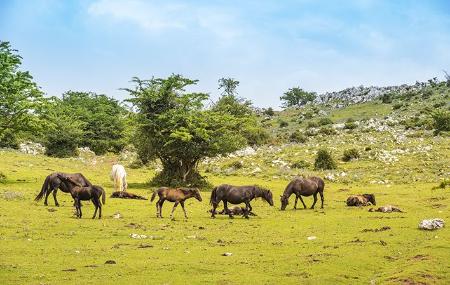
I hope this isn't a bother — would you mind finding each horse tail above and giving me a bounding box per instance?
[210,187,217,205]
[101,187,106,205]
[35,175,50,201]
[150,190,157,202]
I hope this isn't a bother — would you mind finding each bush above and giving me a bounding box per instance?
[432,110,450,134]
[306,121,319,129]
[433,179,450,189]
[422,89,432,99]
[343,118,357,130]
[305,129,317,137]
[279,120,289,128]
[0,172,6,183]
[303,111,314,119]
[225,160,244,170]
[289,131,307,143]
[263,107,275,116]
[381,93,393,104]
[392,103,403,110]
[291,160,311,169]
[318,126,336,135]
[318,117,333,126]
[314,149,336,170]
[342,148,360,162]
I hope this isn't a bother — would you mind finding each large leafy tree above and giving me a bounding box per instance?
[60,91,127,155]
[280,87,316,108]
[125,74,248,187]
[0,41,45,147]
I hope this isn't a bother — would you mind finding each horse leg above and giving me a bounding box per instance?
[44,188,52,206]
[92,198,98,219]
[98,199,102,219]
[294,195,298,209]
[310,193,318,209]
[319,191,324,209]
[156,198,160,217]
[224,201,233,219]
[211,202,218,218]
[170,202,179,220]
[244,202,251,219]
[299,196,307,209]
[158,199,165,218]
[180,201,188,219]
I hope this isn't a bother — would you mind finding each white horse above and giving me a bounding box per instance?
[110,164,128,192]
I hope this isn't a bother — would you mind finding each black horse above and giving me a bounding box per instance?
[57,174,106,219]
[280,176,325,210]
[35,172,92,206]
[210,184,274,219]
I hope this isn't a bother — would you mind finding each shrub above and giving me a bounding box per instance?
[291,160,311,169]
[305,129,317,137]
[364,146,372,151]
[344,118,357,130]
[433,179,450,189]
[279,120,289,128]
[431,110,450,134]
[342,148,360,162]
[314,149,336,170]
[318,117,333,126]
[303,111,313,119]
[306,121,319,129]
[421,89,432,99]
[392,103,403,110]
[225,160,244,170]
[318,126,336,135]
[0,172,6,183]
[289,131,307,143]
[263,107,275,116]
[381,93,393,104]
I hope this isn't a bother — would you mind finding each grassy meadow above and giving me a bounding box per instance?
[0,147,449,285]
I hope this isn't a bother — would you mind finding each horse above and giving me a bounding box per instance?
[346,194,376,207]
[150,187,202,219]
[57,174,106,219]
[280,177,325,211]
[110,191,147,200]
[110,164,127,192]
[209,206,257,217]
[210,184,274,219]
[34,172,92,206]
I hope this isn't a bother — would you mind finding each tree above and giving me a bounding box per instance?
[0,41,45,147]
[218,77,239,97]
[280,87,316,108]
[60,91,127,154]
[125,75,248,187]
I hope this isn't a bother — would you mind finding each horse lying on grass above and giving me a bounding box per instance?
[209,206,257,217]
[151,187,202,219]
[35,172,92,206]
[110,191,147,200]
[346,194,376,207]
[57,174,105,219]
[210,185,274,219]
[280,177,325,210]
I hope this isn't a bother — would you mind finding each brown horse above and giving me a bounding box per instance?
[210,206,257,217]
[210,185,274,219]
[280,177,325,210]
[57,174,106,219]
[346,194,376,206]
[35,172,92,206]
[150,187,202,219]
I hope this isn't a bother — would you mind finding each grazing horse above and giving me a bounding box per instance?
[35,172,92,206]
[346,194,376,207]
[110,164,127,192]
[280,177,325,210]
[210,185,274,219]
[150,187,202,219]
[57,174,106,219]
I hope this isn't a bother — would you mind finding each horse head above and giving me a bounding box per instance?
[363,194,376,205]
[261,188,274,206]
[191,188,202,202]
[280,194,289,210]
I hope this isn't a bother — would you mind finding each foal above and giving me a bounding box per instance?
[57,174,106,219]
[150,187,202,219]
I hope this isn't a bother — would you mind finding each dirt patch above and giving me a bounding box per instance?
[411,255,430,261]
[349,238,364,243]
[430,203,446,209]
[368,216,405,219]
[138,244,154,249]
[384,255,398,261]
[84,265,98,268]
[338,188,350,192]
[125,223,147,231]
[62,268,77,272]
[362,226,391,232]
[388,278,427,285]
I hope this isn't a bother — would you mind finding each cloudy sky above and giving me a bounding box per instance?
[1,0,450,107]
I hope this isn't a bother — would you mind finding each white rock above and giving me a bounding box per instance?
[418,219,445,230]
[307,236,317,240]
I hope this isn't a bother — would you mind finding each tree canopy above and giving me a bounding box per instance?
[125,74,253,186]
[280,87,317,108]
[0,41,45,147]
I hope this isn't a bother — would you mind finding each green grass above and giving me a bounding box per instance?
[0,150,449,284]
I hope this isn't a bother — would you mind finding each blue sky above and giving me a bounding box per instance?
[1,0,450,107]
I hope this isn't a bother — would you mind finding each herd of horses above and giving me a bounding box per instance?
[34,164,333,219]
